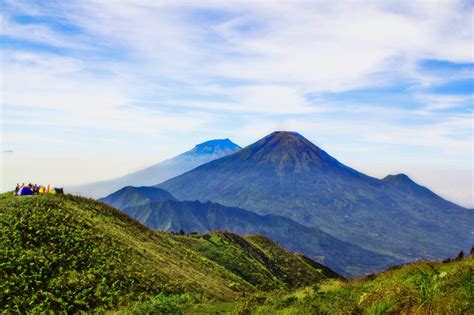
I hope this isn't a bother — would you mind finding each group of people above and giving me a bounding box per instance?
[14,183,64,196]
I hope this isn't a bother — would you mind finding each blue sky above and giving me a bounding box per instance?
[1,0,473,207]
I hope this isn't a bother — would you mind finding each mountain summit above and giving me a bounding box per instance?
[70,138,241,198]
[231,131,358,176]
[158,131,473,264]
[190,138,241,156]
[238,131,335,168]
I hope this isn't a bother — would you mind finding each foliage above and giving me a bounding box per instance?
[0,193,334,313]
[0,194,179,313]
[117,293,198,315]
[183,231,335,291]
[107,186,395,277]
[217,257,474,315]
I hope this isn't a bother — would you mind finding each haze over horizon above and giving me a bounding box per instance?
[1,1,473,207]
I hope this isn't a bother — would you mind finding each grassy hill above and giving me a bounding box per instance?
[107,190,398,278]
[0,193,337,313]
[189,256,474,314]
[176,231,341,291]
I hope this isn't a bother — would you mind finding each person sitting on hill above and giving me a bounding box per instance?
[14,183,20,196]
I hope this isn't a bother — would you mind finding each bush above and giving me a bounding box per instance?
[276,296,298,308]
[119,293,194,314]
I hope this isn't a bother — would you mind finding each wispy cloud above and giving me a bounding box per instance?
[1,0,473,205]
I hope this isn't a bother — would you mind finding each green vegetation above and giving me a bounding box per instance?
[1,192,471,314]
[192,257,473,314]
[102,186,397,277]
[0,193,335,313]
[179,232,339,291]
[115,293,198,315]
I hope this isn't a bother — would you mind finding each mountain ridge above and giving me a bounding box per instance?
[158,131,473,263]
[124,198,400,277]
[100,186,401,277]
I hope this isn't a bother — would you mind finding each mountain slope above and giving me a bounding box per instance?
[70,139,241,198]
[0,192,337,313]
[176,231,341,291]
[158,131,473,262]
[103,187,399,277]
[100,186,176,209]
[210,256,474,314]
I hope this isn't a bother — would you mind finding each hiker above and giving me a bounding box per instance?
[14,183,20,196]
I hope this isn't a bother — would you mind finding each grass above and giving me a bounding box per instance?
[213,257,474,314]
[1,192,471,314]
[0,193,334,313]
[178,231,337,291]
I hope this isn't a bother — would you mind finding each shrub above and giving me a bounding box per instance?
[119,293,194,314]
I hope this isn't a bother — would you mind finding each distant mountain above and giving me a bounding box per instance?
[70,139,241,198]
[100,186,400,277]
[1,192,338,313]
[158,131,474,262]
[100,186,176,209]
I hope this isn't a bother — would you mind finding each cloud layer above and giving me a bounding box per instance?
[1,0,473,206]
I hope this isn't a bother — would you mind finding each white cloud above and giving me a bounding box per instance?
[4,1,472,99]
[415,93,473,111]
[228,85,314,114]
[1,0,472,205]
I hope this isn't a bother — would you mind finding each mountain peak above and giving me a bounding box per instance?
[383,173,414,184]
[190,138,241,155]
[381,173,442,198]
[264,131,309,144]
[268,130,303,137]
[226,131,344,175]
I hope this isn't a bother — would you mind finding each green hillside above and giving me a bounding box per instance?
[106,188,398,277]
[176,231,340,291]
[0,193,337,313]
[189,256,474,314]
